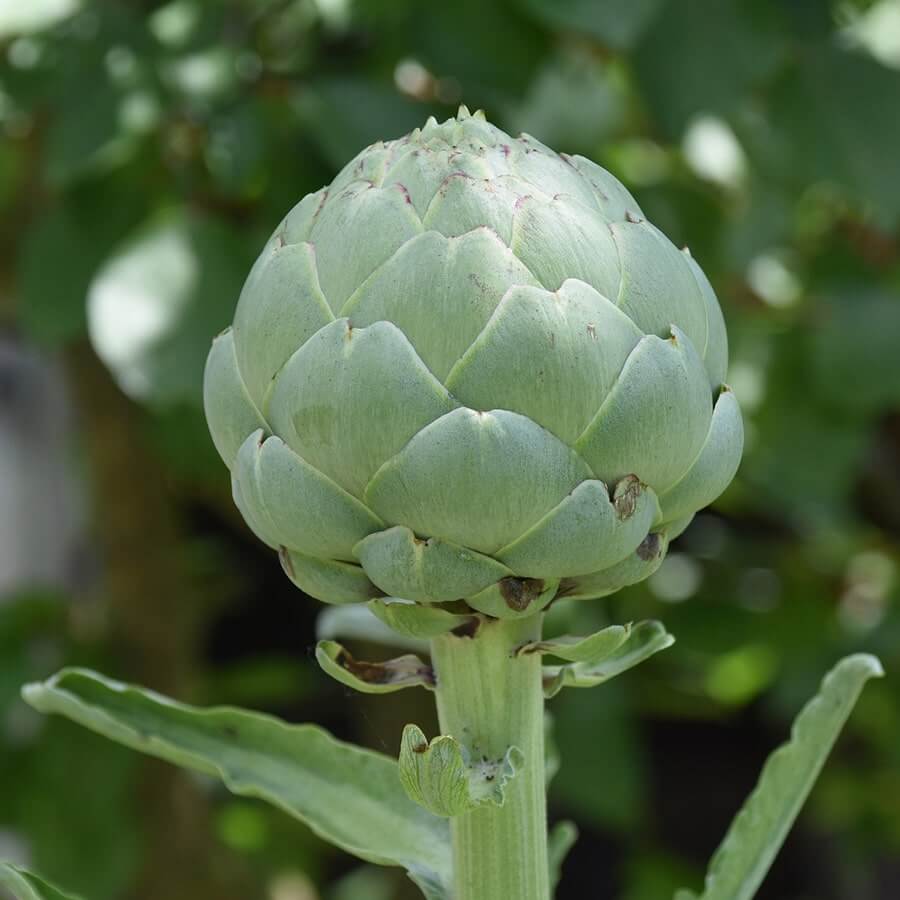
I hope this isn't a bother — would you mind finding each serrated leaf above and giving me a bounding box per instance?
[21,668,451,894]
[677,654,883,900]
[399,723,524,817]
[315,641,435,694]
[0,863,81,900]
[543,621,674,698]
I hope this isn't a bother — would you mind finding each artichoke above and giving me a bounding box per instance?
[204,107,742,619]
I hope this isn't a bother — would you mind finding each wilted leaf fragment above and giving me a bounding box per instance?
[21,668,451,891]
[399,723,524,818]
[542,620,674,698]
[0,864,81,900]
[676,654,884,900]
[316,641,435,693]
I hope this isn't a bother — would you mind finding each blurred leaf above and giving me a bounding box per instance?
[0,0,80,38]
[763,44,900,222]
[552,679,648,833]
[632,0,786,137]
[22,668,452,891]
[86,211,251,405]
[547,820,578,894]
[677,654,884,900]
[44,74,125,185]
[514,0,662,49]
[415,0,547,102]
[509,49,624,151]
[810,290,900,416]
[297,79,429,171]
[17,179,145,346]
[0,863,80,900]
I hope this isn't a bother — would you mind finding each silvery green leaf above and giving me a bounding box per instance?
[22,668,451,892]
[368,598,479,640]
[677,654,883,900]
[399,723,524,817]
[0,864,81,900]
[548,821,578,896]
[543,620,674,698]
[316,641,435,693]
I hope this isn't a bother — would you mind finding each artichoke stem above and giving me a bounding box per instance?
[431,615,549,900]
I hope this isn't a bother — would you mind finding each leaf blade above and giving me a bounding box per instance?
[22,668,451,890]
[684,653,883,900]
[0,863,81,900]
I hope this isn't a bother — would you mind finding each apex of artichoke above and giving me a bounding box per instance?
[203,109,743,618]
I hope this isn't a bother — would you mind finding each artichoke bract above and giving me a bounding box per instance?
[204,107,743,619]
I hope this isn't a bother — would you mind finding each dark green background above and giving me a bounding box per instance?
[0,1,898,898]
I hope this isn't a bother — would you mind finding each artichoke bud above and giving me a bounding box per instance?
[204,107,743,617]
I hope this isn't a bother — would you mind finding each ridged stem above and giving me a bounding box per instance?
[430,615,549,900]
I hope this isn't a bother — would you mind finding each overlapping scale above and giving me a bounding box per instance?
[232,242,333,405]
[565,155,645,221]
[422,173,530,243]
[610,219,708,353]
[658,387,743,525]
[445,279,642,443]
[309,181,424,311]
[267,318,456,498]
[279,548,378,605]
[685,251,729,388]
[233,431,384,562]
[575,326,712,493]
[354,526,510,604]
[365,408,593,555]
[205,108,742,615]
[342,228,539,381]
[203,328,267,470]
[496,476,658,578]
[511,194,621,299]
[560,531,669,601]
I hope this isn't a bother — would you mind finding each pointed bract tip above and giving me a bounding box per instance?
[457,104,472,118]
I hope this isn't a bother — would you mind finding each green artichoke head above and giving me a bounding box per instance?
[204,107,743,619]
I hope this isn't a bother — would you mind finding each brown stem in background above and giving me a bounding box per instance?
[66,342,258,900]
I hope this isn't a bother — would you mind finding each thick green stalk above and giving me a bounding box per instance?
[431,615,549,900]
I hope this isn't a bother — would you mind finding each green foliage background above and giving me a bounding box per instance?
[0,1,898,898]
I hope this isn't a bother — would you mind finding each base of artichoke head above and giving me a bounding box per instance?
[430,615,550,900]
